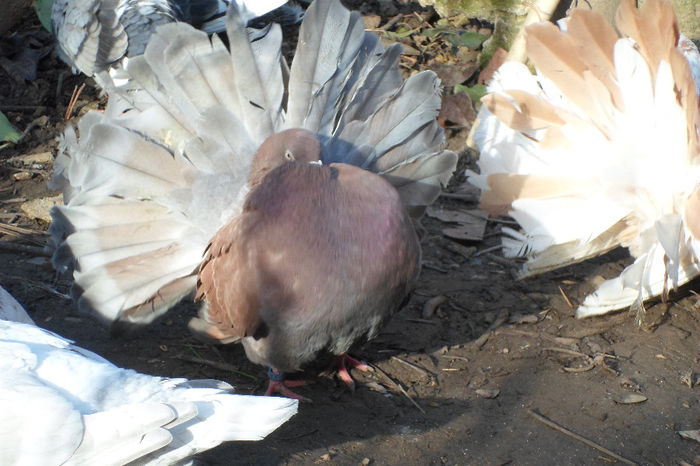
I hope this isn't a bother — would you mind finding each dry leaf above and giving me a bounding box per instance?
[426,206,487,241]
[438,92,477,128]
[614,393,647,404]
[478,47,507,84]
[475,388,500,398]
[677,430,700,443]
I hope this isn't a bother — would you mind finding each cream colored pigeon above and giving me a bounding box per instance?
[49,0,457,398]
[468,0,700,318]
[0,285,297,465]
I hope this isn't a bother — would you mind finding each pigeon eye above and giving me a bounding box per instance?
[284,150,294,161]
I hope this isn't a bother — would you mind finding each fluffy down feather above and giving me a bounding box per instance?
[469,0,700,318]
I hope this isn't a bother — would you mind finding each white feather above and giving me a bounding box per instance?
[471,3,700,317]
[0,286,297,465]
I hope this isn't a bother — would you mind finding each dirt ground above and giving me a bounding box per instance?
[1,2,699,465]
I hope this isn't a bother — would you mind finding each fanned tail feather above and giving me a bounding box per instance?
[50,0,456,328]
[470,0,700,317]
[49,10,283,326]
[286,0,456,212]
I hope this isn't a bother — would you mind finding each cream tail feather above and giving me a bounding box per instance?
[49,0,456,329]
[469,0,700,318]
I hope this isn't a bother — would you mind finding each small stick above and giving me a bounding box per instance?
[0,105,48,112]
[527,409,637,465]
[474,245,502,257]
[484,253,517,268]
[470,310,509,350]
[65,83,86,120]
[422,295,447,318]
[440,355,470,362]
[0,222,46,236]
[412,11,432,29]
[422,262,449,273]
[390,356,431,377]
[371,363,425,414]
[0,241,51,256]
[175,354,258,381]
[405,318,438,325]
[439,192,478,201]
[381,13,403,30]
[558,285,574,309]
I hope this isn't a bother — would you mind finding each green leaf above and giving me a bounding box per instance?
[423,27,450,40]
[34,0,53,32]
[384,27,416,40]
[0,112,21,144]
[448,31,488,49]
[455,84,488,102]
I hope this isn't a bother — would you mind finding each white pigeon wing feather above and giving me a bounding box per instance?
[0,286,298,465]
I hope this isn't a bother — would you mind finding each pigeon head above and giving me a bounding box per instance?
[248,129,321,187]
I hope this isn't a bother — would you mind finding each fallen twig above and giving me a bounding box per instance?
[440,355,469,362]
[0,241,50,256]
[65,83,86,120]
[470,310,509,350]
[0,222,46,236]
[371,363,425,414]
[422,295,447,318]
[175,354,258,381]
[390,356,431,377]
[474,245,502,257]
[422,262,449,273]
[484,253,518,269]
[405,318,439,325]
[558,285,574,309]
[527,409,637,465]
[438,192,478,202]
[381,13,403,30]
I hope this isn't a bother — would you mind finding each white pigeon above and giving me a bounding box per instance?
[50,0,304,85]
[0,285,298,465]
[468,0,700,318]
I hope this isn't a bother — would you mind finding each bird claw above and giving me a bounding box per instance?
[265,368,312,402]
[331,354,371,389]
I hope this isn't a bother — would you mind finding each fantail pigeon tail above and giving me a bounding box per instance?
[285,0,368,134]
[331,71,457,216]
[49,5,294,327]
[469,0,700,317]
[47,118,206,326]
[285,0,456,216]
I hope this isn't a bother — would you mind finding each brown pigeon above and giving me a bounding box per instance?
[49,0,457,398]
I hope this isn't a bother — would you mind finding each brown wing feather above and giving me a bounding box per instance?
[615,0,679,83]
[525,23,589,110]
[482,91,565,132]
[480,173,590,215]
[566,9,623,111]
[196,218,262,339]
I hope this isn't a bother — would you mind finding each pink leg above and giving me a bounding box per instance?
[264,368,311,402]
[331,354,370,387]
